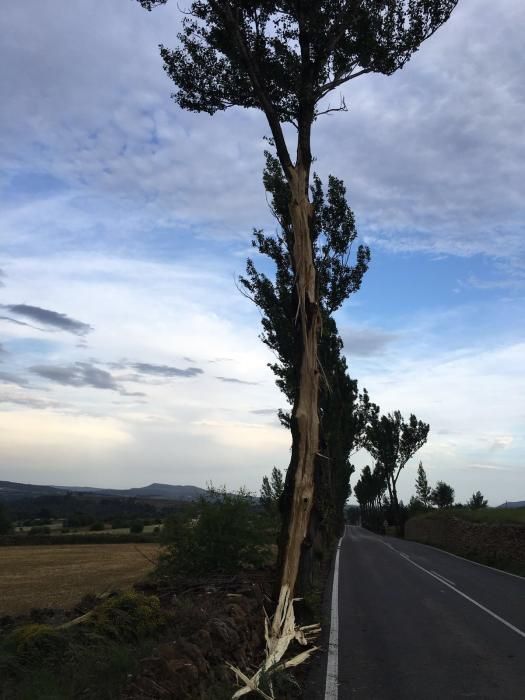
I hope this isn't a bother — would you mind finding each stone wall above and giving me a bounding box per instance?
[405,515,525,570]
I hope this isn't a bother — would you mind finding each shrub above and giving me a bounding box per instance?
[0,503,12,535]
[89,591,163,642]
[66,514,95,528]
[130,520,144,534]
[6,624,67,663]
[158,487,271,577]
[89,522,105,532]
[28,526,51,535]
[111,519,131,530]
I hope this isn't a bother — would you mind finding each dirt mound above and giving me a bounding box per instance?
[124,577,271,699]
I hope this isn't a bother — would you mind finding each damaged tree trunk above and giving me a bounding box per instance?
[230,158,324,697]
[271,160,321,633]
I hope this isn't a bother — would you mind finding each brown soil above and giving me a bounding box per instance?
[124,574,275,700]
[0,543,159,615]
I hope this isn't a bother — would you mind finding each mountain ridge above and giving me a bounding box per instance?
[496,500,525,509]
[0,480,207,502]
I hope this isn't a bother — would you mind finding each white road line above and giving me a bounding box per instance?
[324,536,343,700]
[400,553,525,640]
[382,541,397,552]
[430,570,456,587]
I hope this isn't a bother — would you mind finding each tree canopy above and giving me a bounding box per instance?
[415,461,432,507]
[136,0,460,686]
[139,0,459,174]
[468,490,488,509]
[364,409,429,529]
[241,151,371,585]
[431,480,455,508]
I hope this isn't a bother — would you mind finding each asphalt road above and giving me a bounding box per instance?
[330,526,525,700]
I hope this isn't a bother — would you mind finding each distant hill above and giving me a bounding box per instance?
[0,480,66,499]
[0,480,207,502]
[497,500,525,509]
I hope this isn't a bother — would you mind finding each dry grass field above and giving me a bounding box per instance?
[0,543,160,615]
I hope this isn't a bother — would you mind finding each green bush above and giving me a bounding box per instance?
[158,487,272,577]
[0,594,164,699]
[6,624,67,663]
[89,591,163,641]
[28,525,51,535]
[0,503,12,535]
[89,521,105,531]
[130,520,144,534]
[66,514,95,528]
[111,518,131,530]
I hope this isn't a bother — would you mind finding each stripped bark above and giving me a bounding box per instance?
[270,160,321,629]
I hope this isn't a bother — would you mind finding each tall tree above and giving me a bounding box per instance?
[260,467,285,515]
[431,480,455,508]
[365,410,429,531]
[467,490,487,509]
[241,151,370,591]
[137,0,459,683]
[415,461,432,507]
[354,463,386,529]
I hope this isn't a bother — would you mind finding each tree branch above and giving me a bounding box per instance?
[318,67,371,100]
[214,0,293,172]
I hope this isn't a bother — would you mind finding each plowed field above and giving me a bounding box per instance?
[0,543,160,615]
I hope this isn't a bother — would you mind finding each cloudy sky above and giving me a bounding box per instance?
[1,0,524,505]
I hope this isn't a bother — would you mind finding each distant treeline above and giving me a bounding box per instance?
[2,493,187,522]
[0,532,160,546]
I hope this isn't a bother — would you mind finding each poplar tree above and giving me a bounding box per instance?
[365,410,429,531]
[137,0,459,685]
[415,461,432,507]
[241,151,370,591]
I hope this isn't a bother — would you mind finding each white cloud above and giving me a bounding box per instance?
[0,253,290,489]
[1,0,524,500]
[351,338,525,505]
[2,0,524,261]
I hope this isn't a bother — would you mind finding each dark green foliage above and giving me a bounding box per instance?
[136,0,459,596]
[0,593,163,699]
[0,503,12,535]
[111,518,131,529]
[28,525,51,535]
[8,493,163,524]
[240,151,370,586]
[6,624,67,662]
[158,487,272,577]
[364,410,429,531]
[260,467,284,515]
[66,512,96,528]
[415,461,432,507]
[88,591,163,642]
[130,520,145,533]
[353,464,387,532]
[468,490,488,509]
[89,521,105,531]
[407,495,428,517]
[138,1,458,128]
[431,480,455,508]
[241,151,369,414]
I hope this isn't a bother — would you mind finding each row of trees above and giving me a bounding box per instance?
[354,459,489,533]
[353,409,429,533]
[412,464,488,510]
